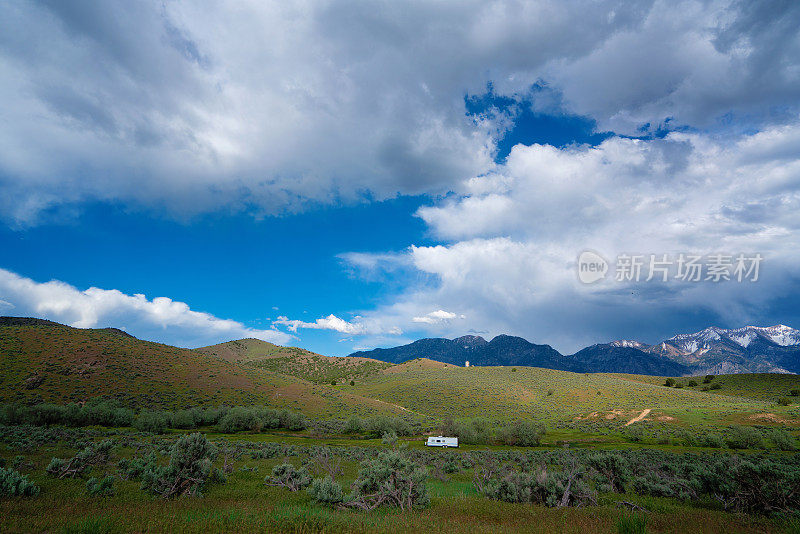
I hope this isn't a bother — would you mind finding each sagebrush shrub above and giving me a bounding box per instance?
[141,433,223,498]
[307,475,344,504]
[346,450,429,511]
[86,475,115,496]
[264,463,311,492]
[0,467,40,497]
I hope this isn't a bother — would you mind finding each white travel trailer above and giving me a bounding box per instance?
[426,436,458,448]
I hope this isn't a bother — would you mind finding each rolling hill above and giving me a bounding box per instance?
[2,316,799,429]
[0,317,402,418]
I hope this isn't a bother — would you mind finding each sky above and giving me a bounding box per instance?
[1,0,800,356]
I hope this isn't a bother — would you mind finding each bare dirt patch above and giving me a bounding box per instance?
[625,408,652,426]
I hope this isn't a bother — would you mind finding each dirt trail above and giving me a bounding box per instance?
[625,408,651,426]
[373,398,427,417]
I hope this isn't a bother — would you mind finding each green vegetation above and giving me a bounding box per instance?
[2,321,800,532]
[0,466,40,497]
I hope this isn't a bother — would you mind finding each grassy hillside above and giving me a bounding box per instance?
[199,338,393,385]
[0,321,401,418]
[2,318,799,430]
[611,372,800,402]
[197,338,321,363]
[348,365,799,427]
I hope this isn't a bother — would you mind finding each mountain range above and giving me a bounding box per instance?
[348,325,800,376]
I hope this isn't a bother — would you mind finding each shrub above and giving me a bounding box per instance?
[47,440,113,479]
[345,450,429,511]
[480,465,594,507]
[687,380,698,387]
[769,429,797,451]
[725,426,763,450]
[674,382,684,389]
[307,475,344,505]
[500,421,545,446]
[350,380,355,386]
[0,467,40,497]
[134,411,169,434]
[778,397,792,406]
[701,456,800,514]
[343,416,363,434]
[709,383,722,390]
[86,476,115,496]
[170,410,197,429]
[118,452,158,480]
[703,375,715,383]
[364,416,410,438]
[141,433,222,498]
[664,378,675,387]
[264,463,311,492]
[587,451,630,493]
[790,389,800,397]
[381,430,398,447]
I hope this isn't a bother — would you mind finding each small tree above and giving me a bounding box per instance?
[664,378,675,387]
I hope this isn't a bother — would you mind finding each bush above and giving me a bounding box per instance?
[587,451,630,493]
[47,440,113,479]
[86,476,115,496]
[703,375,715,383]
[709,383,722,390]
[701,456,800,514]
[687,380,698,387]
[480,465,594,507]
[343,416,363,434]
[0,467,40,497]
[664,378,675,387]
[141,433,222,498]
[118,452,158,480]
[264,463,311,492]
[790,389,800,397]
[725,426,763,450]
[363,416,410,438]
[778,397,792,406]
[381,430,398,447]
[308,475,344,505]
[346,450,429,511]
[769,429,797,451]
[134,411,169,434]
[500,421,545,446]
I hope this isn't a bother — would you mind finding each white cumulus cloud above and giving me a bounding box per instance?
[0,268,291,347]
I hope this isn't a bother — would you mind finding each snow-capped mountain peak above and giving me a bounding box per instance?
[609,340,647,348]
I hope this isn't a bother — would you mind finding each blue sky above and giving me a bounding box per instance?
[1,1,799,356]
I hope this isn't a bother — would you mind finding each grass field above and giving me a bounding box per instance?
[1,428,798,534]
